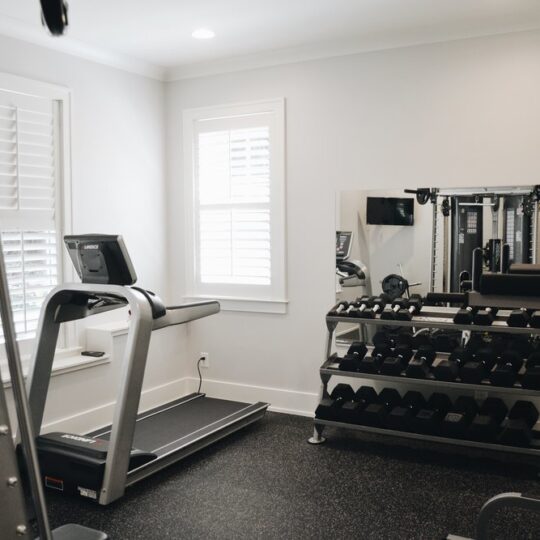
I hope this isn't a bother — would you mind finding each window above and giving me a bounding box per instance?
[183,99,286,313]
[0,73,71,352]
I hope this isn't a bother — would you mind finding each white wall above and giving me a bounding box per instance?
[166,30,540,415]
[3,27,540,428]
[0,34,189,433]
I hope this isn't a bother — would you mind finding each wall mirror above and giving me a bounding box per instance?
[335,186,540,340]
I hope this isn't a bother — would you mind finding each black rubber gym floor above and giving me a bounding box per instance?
[46,412,540,539]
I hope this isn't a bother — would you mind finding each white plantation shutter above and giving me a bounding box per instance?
[1,230,57,338]
[0,85,62,341]
[184,100,286,310]
[198,126,271,286]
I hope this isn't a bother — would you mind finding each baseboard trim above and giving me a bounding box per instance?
[185,376,318,418]
[41,376,317,434]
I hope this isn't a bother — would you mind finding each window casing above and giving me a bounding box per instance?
[183,99,286,313]
[0,73,72,355]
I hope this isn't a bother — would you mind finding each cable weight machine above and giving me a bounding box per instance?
[406,186,540,294]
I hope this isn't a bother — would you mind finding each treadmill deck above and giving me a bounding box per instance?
[86,394,268,485]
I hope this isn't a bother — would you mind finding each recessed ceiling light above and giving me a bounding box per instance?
[192,28,215,40]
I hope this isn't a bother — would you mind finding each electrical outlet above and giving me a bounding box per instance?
[199,352,209,368]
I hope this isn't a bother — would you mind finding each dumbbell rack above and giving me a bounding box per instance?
[309,306,540,463]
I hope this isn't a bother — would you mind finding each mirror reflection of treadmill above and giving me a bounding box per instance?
[336,231,353,261]
[335,231,363,346]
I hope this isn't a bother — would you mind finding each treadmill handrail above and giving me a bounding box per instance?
[153,300,220,330]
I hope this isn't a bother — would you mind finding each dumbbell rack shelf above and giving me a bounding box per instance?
[315,419,540,458]
[321,355,540,397]
[309,306,540,464]
[328,306,539,336]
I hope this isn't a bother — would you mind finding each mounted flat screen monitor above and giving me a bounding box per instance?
[366,197,414,226]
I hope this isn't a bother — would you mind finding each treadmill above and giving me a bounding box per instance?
[25,234,268,505]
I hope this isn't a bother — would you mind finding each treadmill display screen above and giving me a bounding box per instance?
[64,234,137,285]
[336,231,352,260]
[366,197,414,226]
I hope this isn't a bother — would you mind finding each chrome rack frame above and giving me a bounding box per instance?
[309,306,540,465]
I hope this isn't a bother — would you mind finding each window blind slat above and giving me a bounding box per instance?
[0,87,60,342]
[198,204,272,285]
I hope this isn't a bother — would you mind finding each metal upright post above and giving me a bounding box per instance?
[532,201,538,264]
[430,201,438,292]
[308,319,337,445]
[0,363,30,538]
[0,235,53,540]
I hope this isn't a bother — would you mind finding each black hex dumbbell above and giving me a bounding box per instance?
[453,306,477,325]
[380,344,414,375]
[380,298,409,321]
[530,311,540,329]
[394,294,423,321]
[412,393,453,435]
[354,386,379,406]
[499,401,539,447]
[344,296,374,317]
[412,332,432,350]
[386,391,426,431]
[405,344,436,379]
[464,334,486,355]
[372,331,391,348]
[490,349,524,387]
[441,396,479,438]
[434,347,472,382]
[468,397,508,442]
[315,383,355,420]
[431,333,460,353]
[337,386,378,424]
[357,345,391,373]
[328,301,349,317]
[396,331,414,348]
[522,351,540,390]
[507,308,532,328]
[473,307,498,326]
[338,342,368,371]
[360,294,390,319]
[460,346,497,384]
[360,388,402,427]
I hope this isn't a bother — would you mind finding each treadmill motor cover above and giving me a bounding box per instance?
[35,432,156,499]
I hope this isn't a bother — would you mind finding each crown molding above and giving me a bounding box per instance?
[164,25,540,82]
[2,13,540,85]
[0,15,165,81]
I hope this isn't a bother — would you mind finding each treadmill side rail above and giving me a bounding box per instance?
[152,300,220,331]
[99,296,153,504]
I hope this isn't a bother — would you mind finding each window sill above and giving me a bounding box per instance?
[183,296,288,314]
[2,347,110,388]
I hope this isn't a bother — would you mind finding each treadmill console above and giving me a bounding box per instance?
[336,231,353,262]
[64,234,137,285]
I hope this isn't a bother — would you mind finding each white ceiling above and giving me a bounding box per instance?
[1,0,540,80]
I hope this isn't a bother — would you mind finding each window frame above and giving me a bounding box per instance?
[0,72,74,353]
[183,98,287,314]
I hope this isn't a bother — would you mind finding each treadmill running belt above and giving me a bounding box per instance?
[94,396,253,455]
